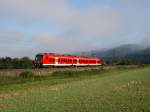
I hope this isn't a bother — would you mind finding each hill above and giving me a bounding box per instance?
[81,44,150,64]
[91,44,141,58]
[126,47,150,64]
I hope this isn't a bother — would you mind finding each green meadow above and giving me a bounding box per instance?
[0,66,150,112]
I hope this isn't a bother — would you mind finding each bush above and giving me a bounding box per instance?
[19,71,34,78]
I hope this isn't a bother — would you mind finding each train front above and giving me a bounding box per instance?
[34,54,43,67]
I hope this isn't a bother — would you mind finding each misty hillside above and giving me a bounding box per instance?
[125,47,150,64]
[91,44,142,58]
[79,44,150,64]
[127,47,150,57]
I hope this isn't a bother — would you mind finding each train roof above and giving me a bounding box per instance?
[36,53,100,59]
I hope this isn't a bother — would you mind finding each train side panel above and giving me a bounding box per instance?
[35,53,103,67]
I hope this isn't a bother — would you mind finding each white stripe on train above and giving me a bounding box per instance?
[42,64,102,66]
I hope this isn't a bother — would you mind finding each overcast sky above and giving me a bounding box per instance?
[0,0,150,58]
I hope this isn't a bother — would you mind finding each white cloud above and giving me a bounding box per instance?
[140,33,150,48]
[33,32,83,53]
[0,31,24,43]
[0,0,150,56]
[0,0,75,24]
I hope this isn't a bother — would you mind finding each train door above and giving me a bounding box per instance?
[77,58,79,65]
[55,57,58,65]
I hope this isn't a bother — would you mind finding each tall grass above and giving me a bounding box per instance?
[0,66,150,112]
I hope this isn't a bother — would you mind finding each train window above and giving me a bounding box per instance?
[46,56,49,60]
[50,58,54,62]
[50,58,52,62]
[73,59,77,63]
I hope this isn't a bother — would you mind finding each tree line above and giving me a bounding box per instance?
[0,57,33,69]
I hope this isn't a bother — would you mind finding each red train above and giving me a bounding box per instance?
[34,53,103,67]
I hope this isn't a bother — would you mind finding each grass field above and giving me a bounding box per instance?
[0,66,150,112]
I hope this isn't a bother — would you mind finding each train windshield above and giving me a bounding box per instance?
[35,54,43,61]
